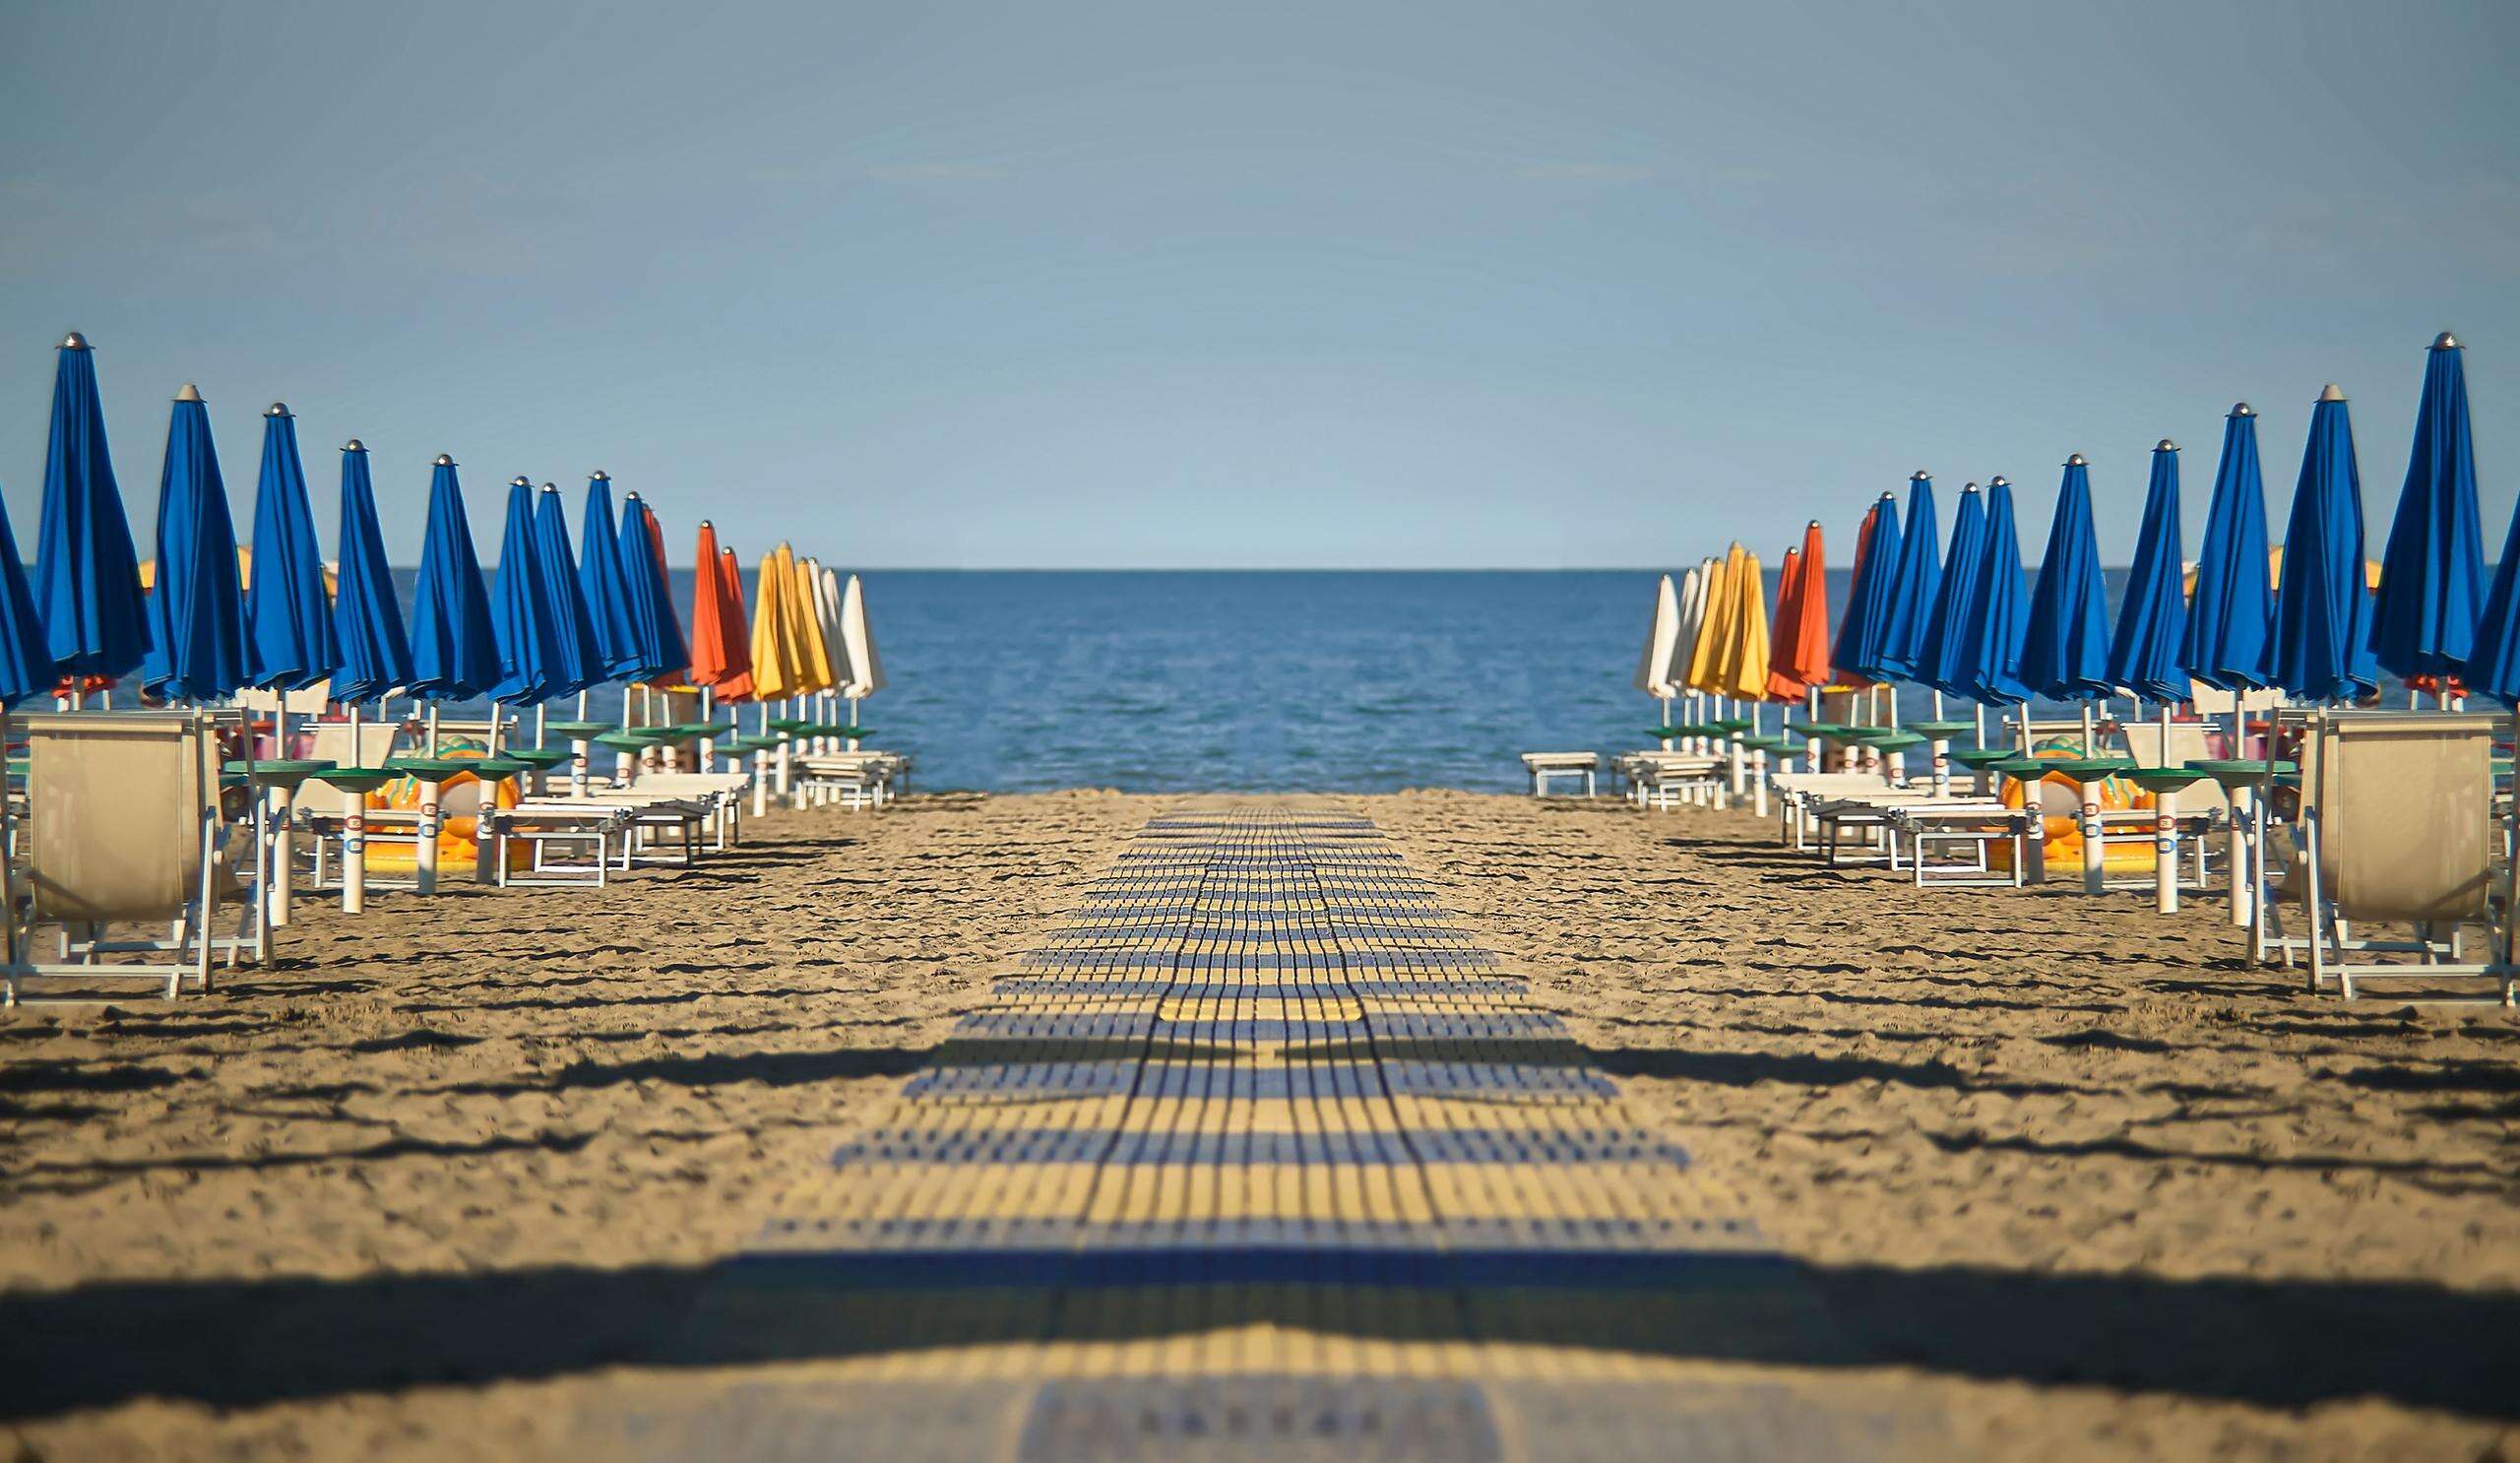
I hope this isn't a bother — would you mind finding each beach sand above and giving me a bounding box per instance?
[3,791,2513,1459]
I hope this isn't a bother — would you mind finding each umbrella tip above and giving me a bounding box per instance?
[343,438,364,452]
[510,475,531,487]
[591,470,609,481]
[2157,438,2177,452]
[1807,518,1822,527]
[2434,331,2460,350]
[1990,476,2009,486]
[173,382,203,403]
[1911,470,1929,481]
[699,518,713,527]
[540,481,558,492]
[266,402,289,417]
[2065,453,2087,467]
[2231,401,2255,417]
[433,453,455,466]
[2317,383,2347,403]
[59,330,88,350]
[1963,481,1979,491]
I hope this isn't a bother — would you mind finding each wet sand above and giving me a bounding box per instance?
[3,791,2514,1459]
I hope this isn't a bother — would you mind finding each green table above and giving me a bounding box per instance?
[225,759,339,931]
[308,767,401,916]
[2185,759,2296,928]
[381,758,478,894]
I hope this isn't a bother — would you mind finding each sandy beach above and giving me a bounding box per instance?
[4,790,2514,1459]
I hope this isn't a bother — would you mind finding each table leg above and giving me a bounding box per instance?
[270,786,296,927]
[2080,779,2106,896]
[342,785,367,916]
[415,780,441,896]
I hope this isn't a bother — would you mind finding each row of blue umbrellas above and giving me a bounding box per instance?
[4,333,690,713]
[1830,332,2506,713]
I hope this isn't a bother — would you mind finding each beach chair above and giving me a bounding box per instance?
[2261,711,2511,1002]
[1518,752,1599,797]
[2,713,248,1004]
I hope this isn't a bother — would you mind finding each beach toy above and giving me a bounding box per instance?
[363,740,525,887]
[1989,737,2157,881]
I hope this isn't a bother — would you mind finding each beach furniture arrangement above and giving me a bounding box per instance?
[0,331,906,997]
[1618,331,2516,1003]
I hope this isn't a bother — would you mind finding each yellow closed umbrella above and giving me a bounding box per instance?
[748,544,801,702]
[1718,548,1772,700]
[789,552,836,695]
[1683,551,1733,692]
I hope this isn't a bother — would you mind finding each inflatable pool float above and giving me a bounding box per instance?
[360,739,527,878]
[1990,736,2158,876]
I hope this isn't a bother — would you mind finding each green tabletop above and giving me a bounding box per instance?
[1991,756,2054,780]
[1736,734,1793,753]
[1645,726,1689,741]
[470,756,536,779]
[720,734,779,754]
[768,718,816,732]
[1707,717,1753,732]
[2047,756,2139,784]
[1903,720,1977,737]
[311,767,399,793]
[593,729,678,750]
[2187,757,2297,791]
[1949,748,2017,770]
[1865,731,1928,750]
[672,723,738,739]
[1785,721,1846,739]
[382,756,477,780]
[503,747,575,769]
[223,757,338,787]
[1663,723,1723,738]
[1833,726,1898,742]
[545,721,613,738]
[2124,767,2210,794]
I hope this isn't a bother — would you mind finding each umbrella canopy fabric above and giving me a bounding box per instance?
[578,474,642,680]
[1715,547,1772,700]
[0,493,57,708]
[2107,442,2190,705]
[329,441,411,705]
[687,522,749,693]
[614,495,688,683]
[746,545,801,702]
[2463,497,2520,706]
[789,553,836,694]
[2270,386,2379,702]
[811,560,853,691]
[141,386,249,701]
[243,404,338,691]
[713,546,756,702]
[840,572,886,699]
[1766,521,1831,699]
[1959,477,2031,706]
[2369,334,2487,681]
[2019,456,2113,702]
[488,478,563,705]
[1917,483,1987,698]
[34,334,151,682]
[2182,404,2275,690]
[1634,574,1682,700]
[1670,559,1712,691]
[1832,495,1902,683]
[1876,474,1941,679]
[1683,552,1733,692]
[408,456,499,701]
[532,484,603,699]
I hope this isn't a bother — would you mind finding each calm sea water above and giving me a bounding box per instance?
[367,565,2169,794]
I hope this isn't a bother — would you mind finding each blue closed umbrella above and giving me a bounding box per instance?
[2369,333,2487,683]
[579,472,642,680]
[1831,492,1902,681]
[2106,441,2189,705]
[1960,477,2030,706]
[1875,472,1941,680]
[534,484,603,699]
[2462,498,2520,707]
[141,385,249,701]
[2182,404,2275,690]
[244,404,339,690]
[2270,386,2377,702]
[0,492,56,708]
[1917,482,1987,699]
[330,440,412,705]
[33,333,151,684]
[408,455,499,701]
[489,477,564,705]
[2019,455,2113,703]
[616,494,689,681]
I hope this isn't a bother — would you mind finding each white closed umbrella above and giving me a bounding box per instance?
[1635,573,1682,720]
[1672,559,1715,744]
[839,572,885,714]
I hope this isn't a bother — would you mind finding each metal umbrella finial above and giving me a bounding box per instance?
[434,453,455,466]
[2157,438,2177,452]
[173,383,203,403]
[267,402,290,417]
[1963,481,1980,491]
[1990,476,2009,486]
[2318,383,2347,402]
[2434,331,2461,350]
[2231,402,2254,418]
[59,331,89,350]
[1911,470,1929,481]
[591,471,609,482]
[344,438,364,452]
[510,475,531,487]
[2065,453,2088,467]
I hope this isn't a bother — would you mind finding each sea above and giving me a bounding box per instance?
[347,566,2178,795]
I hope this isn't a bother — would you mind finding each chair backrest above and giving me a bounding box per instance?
[16,712,216,924]
[2189,681,2285,715]
[2117,720,2216,768]
[2306,711,2498,922]
[304,719,403,769]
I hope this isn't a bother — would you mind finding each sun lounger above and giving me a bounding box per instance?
[1518,752,1599,797]
[3,712,252,1004]
[1620,751,1725,809]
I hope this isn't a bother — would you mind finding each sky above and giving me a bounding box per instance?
[1,0,2513,568]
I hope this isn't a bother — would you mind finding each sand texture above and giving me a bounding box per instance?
[2,790,2514,1460]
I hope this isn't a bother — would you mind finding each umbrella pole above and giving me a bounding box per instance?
[2015,702,2047,885]
[699,687,715,772]
[2082,703,2097,756]
[425,704,440,757]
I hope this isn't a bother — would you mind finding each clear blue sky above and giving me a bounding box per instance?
[2,1,2512,567]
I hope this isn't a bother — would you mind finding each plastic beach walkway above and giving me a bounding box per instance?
[639,802,1925,1460]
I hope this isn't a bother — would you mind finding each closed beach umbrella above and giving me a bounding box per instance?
[2270,386,2378,702]
[489,477,561,704]
[1634,574,1682,703]
[1671,558,1713,690]
[34,333,151,683]
[2369,333,2487,682]
[2019,455,2113,702]
[2462,498,2520,705]
[1876,473,1940,679]
[1960,477,2030,706]
[329,440,411,704]
[1918,483,1987,698]
[747,546,800,702]
[812,560,854,690]
[713,546,755,702]
[244,403,338,691]
[839,572,885,701]
[790,553,836,694]
[1717,549,1772,700]
[615,494,687,682]
[2107,441,2190,705]
[141,384,249,701]
[1684,551,1734,692]
[2183,404,2275,690]
[408,455,498,701]
[532,484,602,699]
[687,521,748,694]
[1766,523,1831,700]
[1833,493,1902,682]
[0,493,56,707]
[578,473,641,680]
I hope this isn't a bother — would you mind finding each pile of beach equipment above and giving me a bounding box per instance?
[1,331,894,1004]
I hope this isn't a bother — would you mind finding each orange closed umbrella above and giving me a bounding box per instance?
[1766,520,1831,699]
[713,547,754,702]
[687,521,749,696]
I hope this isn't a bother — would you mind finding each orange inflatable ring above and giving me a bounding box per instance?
[1990,735,2158,876]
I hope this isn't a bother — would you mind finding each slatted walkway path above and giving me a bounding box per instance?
[645,802,1926,1460]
